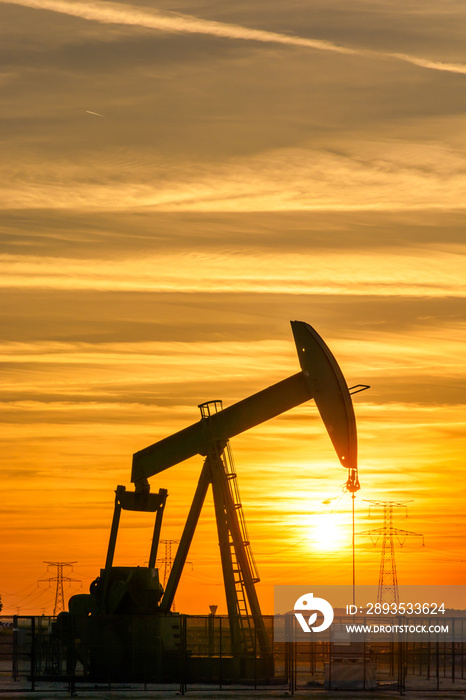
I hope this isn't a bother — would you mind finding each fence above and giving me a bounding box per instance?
[2,614,466,694]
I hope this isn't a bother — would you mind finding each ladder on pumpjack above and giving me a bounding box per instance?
[200,400,259,653]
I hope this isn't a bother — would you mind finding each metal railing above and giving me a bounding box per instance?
[2,614,466,694]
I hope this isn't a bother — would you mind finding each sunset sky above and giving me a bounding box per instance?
[1,0,465,616]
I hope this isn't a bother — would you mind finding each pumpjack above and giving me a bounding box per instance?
[65,321,363,681]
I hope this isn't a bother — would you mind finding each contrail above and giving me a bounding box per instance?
[2,0,466,76]
[389,52,466,75]
[86,110,105,117]
[0,0,359,55]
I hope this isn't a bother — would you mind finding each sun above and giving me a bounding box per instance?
[310,513,346,551]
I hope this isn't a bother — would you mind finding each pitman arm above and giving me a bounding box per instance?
[131,321,358,487]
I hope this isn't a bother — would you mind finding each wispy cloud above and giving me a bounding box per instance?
[1,248,465,297]
[1,141,466,213]
[2,0,466,76]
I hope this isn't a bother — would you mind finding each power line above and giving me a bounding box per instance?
[16,587,51,608]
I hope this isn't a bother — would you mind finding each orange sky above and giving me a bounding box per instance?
[1,0,465,616]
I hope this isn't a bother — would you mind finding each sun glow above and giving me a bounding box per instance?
[310,513,347,551]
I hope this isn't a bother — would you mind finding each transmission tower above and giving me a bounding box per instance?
[360,500,424,605]
[39,561,80,616]
[158,540,179,611]
[159,540,178,587]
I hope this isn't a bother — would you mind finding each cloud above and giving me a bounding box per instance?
[0,245,465,297]
[2,0,466,76]
[1,210,466,262]
[1,141,466,213]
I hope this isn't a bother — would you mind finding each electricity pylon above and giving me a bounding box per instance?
[360,500,424,605]
[40,561,80,616]
[158,540,180,611]
[159,540,179,587]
